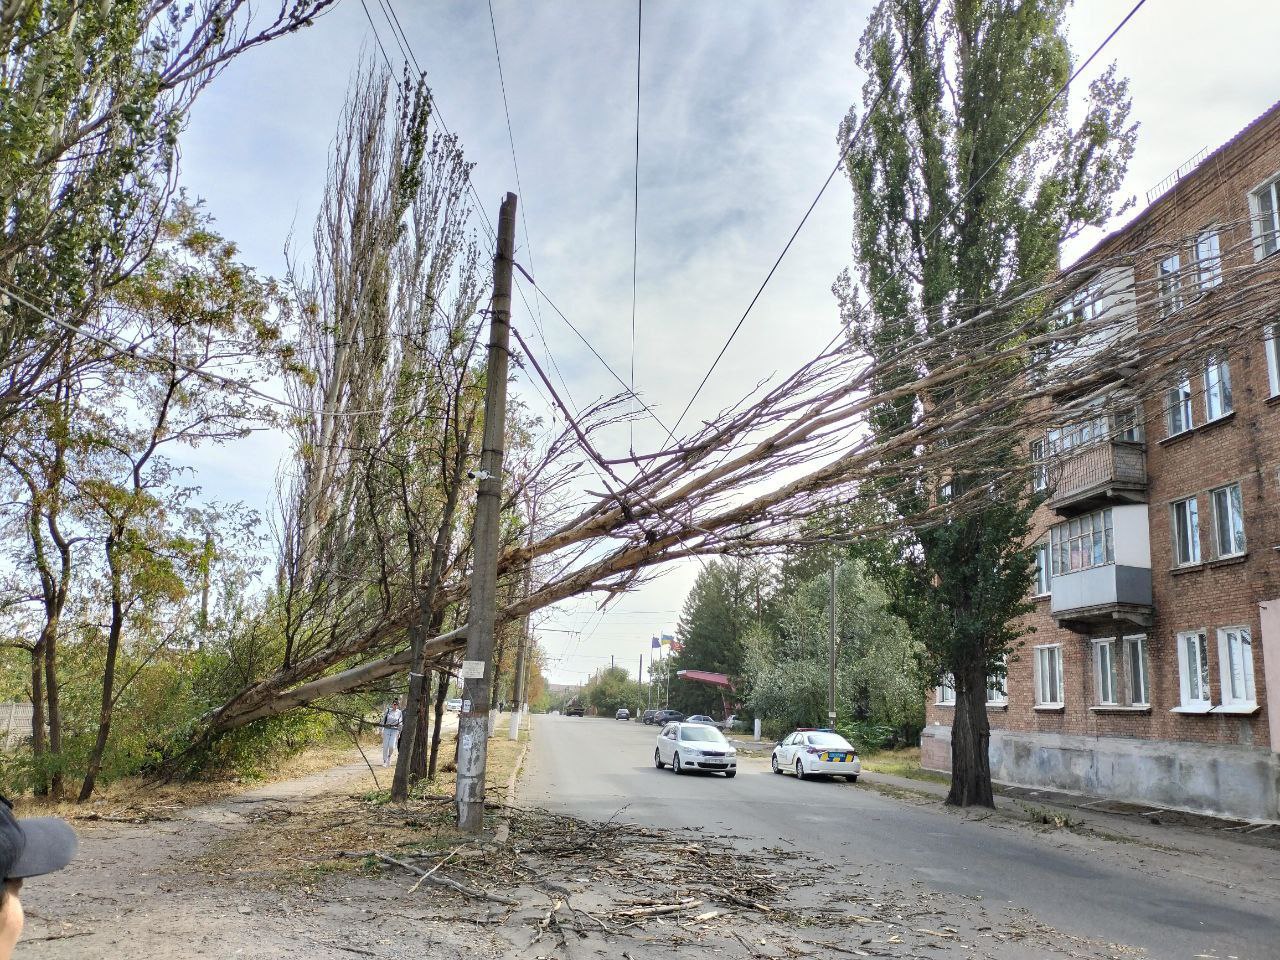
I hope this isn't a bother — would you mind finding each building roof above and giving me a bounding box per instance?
[1066,98,1280,271]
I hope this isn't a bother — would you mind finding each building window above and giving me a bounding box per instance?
[1092,635,1150,708]
[1176,629,1212,709]
[1165,377,1194,436]
[1157,254,1182,315]
[1030,438,1048,492]
[936,675,955,705]
[1203,357,1233,421]
[1194,229,1222,289]
[1094,639,1119,705]
[1112,403,1144,443]
[1034,645,1064,707]
[1033,542,1051,597]
[1217,627,1256,707]
[1125,634,1150,706]
[1266,323,1280,397]
[1171,496,1201,566]
[987,660,1007,706]
[1049,508,1114,576]
[1210,483,1245,558]
[1250,175,1280,260]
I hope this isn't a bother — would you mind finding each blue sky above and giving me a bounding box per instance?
[174,0,1280,684]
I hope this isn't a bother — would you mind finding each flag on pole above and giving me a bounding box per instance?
[651,636,661,649]
[660,633,674,646]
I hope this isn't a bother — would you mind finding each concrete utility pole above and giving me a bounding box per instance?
[828,562,838,728]
[455,192,517,833]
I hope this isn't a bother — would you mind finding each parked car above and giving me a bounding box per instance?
[445,698,462,712]
[686,714,716,724]
[652,708,685,725]
[654,722,737,777]
[771,729,860,782]
[716,714,741,731]
[640,709,660,725]
[566,704,585,717]
[615,708,630,720]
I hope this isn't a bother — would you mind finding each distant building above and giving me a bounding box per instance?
[923,102,1280,822]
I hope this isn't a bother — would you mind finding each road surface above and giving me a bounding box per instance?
[522,714,1279,960]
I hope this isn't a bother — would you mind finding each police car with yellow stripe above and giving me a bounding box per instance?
[771,728,861,782]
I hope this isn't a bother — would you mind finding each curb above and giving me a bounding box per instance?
[492,729,530,845]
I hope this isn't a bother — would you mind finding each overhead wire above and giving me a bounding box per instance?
[667,0,1148,440]
[629,0,643,447]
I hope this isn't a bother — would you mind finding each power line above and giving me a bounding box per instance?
[513,262,671,435]
[668,0,1147,440]
[630,0,643,447]
[486,0,578,415]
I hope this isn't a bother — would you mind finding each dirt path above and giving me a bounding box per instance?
[19,744,502,960]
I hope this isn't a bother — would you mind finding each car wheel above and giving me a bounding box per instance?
[673,754,684,775]
[771,754,782,775]
[795,759,806,781]
[847,774,858,783]
[654,747,665,769]
[725,770,737,779]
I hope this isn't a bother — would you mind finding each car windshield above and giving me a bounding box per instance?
[805,733,853,749]
[679,725,728,743]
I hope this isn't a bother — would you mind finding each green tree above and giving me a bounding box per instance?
[841,0,1135,806]
[743,560,921,746]
[668,558,769,717]
[584,666,642,715]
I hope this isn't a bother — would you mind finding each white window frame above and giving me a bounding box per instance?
[1248,174,1280,260]
[1165,377,1194,436]
[1030,438,1048,493]
[1266,323,1280,398]
[1203,356,1233,421]
[1216,627,1256,708]
[1210,483,1246,559]
[986,658,1008,706]
[1124,634,1150,707]
[1093,638,1119,706]
[1194,228,1222,290]
[1171,496,1201,567]
[1033,541,1051,597]
[1157,253,1182,316]
[1034,644,1064,708]
[1175,629,1212,711]
[935,675,955,705]
[1049,508,1114,577]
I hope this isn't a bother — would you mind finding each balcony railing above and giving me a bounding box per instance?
[1047,441,1147,515]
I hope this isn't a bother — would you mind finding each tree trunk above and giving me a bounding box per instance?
[29,636,47,796]
[79,536,124,803]
[945,659,993,808]
[409,671,432,782]
[428,664,450,780]
[44,624,63,799]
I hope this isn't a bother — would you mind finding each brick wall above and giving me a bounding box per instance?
[925,102,1280,764]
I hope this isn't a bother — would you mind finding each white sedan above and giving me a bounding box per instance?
[772,729,861,782]
[654,722,738,777]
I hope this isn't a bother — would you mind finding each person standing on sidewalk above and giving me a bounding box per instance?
[379,698,403,768]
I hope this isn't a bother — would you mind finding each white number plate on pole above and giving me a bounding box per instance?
[460,659,487,680]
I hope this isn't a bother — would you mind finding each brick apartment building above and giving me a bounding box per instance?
[921,102,1280,821]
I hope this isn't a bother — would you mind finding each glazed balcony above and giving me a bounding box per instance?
[1050,564,1154,633]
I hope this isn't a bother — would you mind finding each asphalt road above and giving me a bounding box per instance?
[521,714,1279,960]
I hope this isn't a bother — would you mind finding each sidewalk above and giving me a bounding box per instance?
[859,766,1280,859]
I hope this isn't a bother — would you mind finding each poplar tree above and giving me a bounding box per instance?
[840,0,1136,806]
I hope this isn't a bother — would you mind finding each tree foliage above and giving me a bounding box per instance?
[839,0,1136,806]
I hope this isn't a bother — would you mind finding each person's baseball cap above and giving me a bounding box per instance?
[0,798,77,880]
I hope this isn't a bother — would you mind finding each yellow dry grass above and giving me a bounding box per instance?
[13,738,377,822]
[201,728,530,884]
